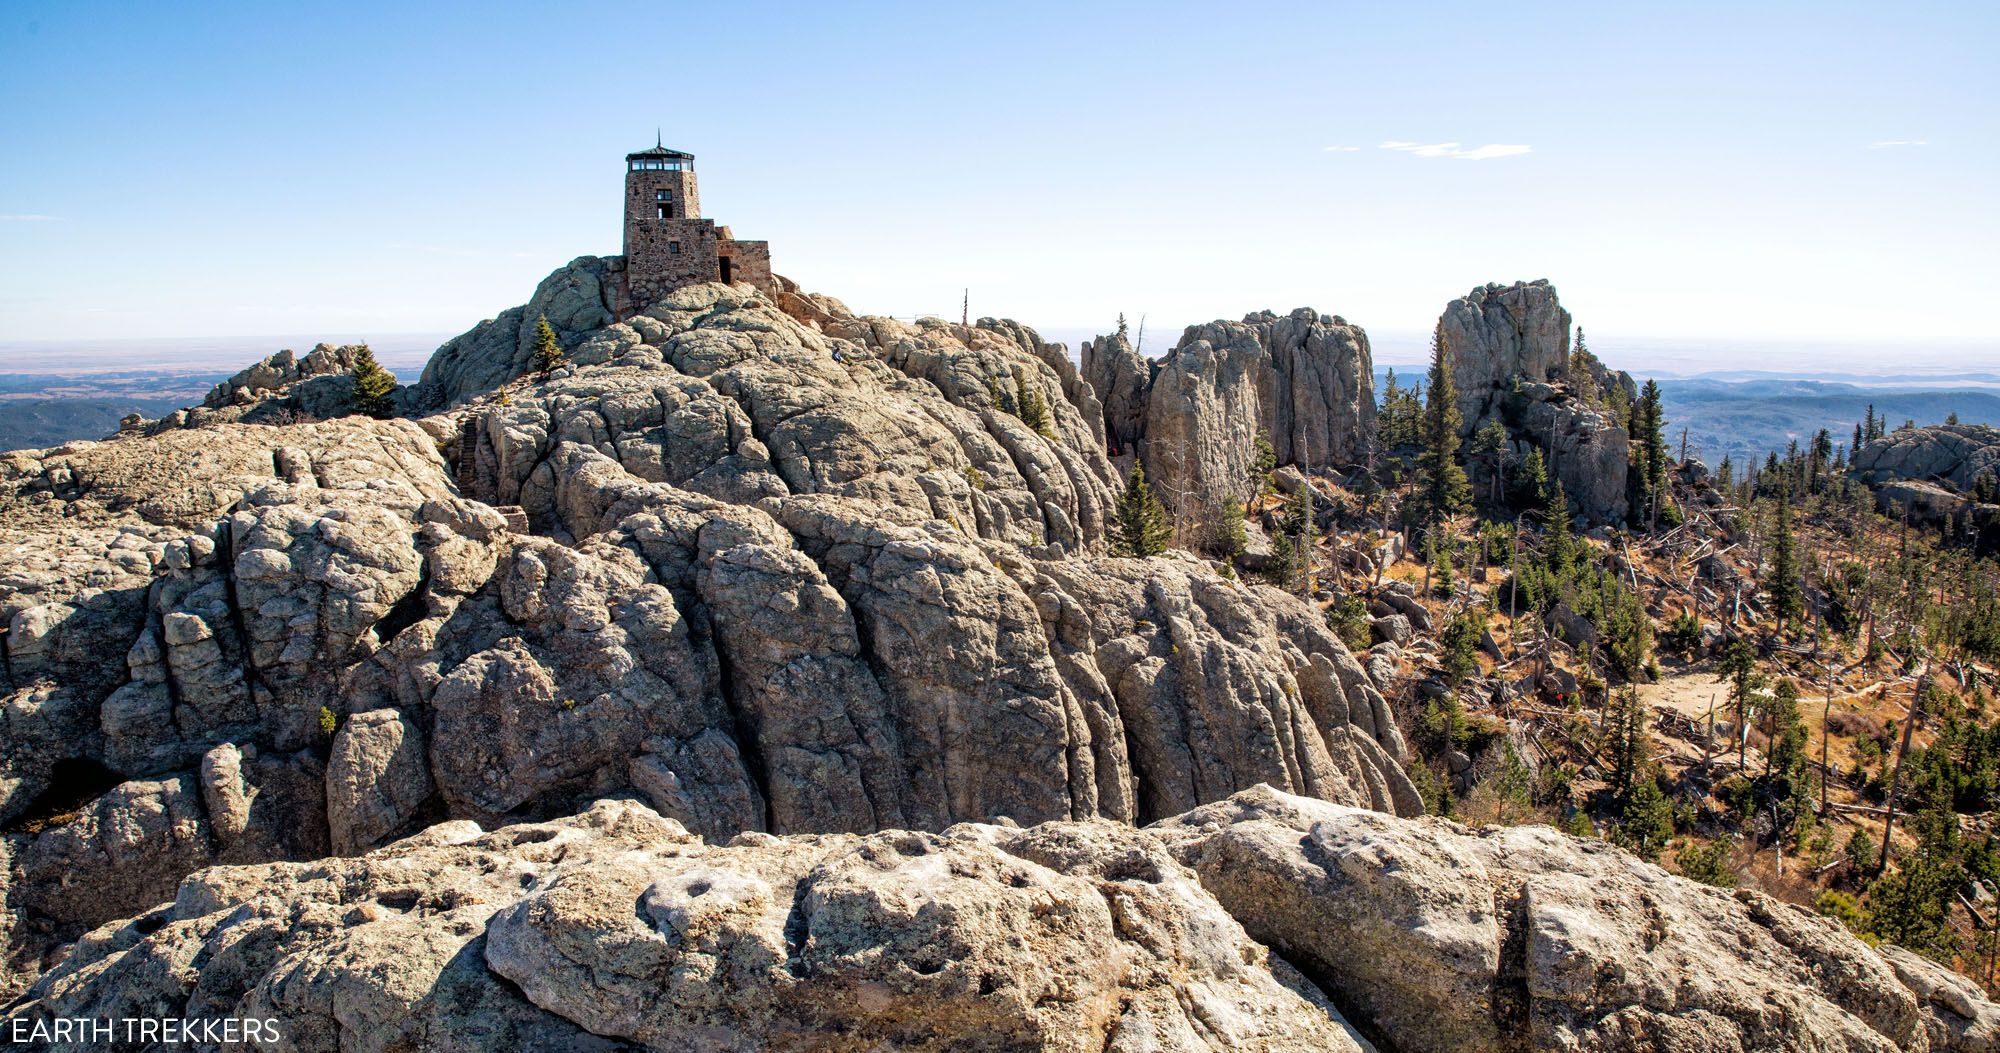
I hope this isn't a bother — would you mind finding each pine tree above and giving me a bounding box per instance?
[1417,324,1472,527]
[1608,687,1651,798]
[1717,454,1734,490]
[348,344,396,419]
[1281,488,1316,594]
[1251,430,1277,494]
[1014,369,1053,438]
[1112,463,1171,557]
[1470,418,1510,506]
[531,314,565,373]
[1719,639,1765,772]
[1769,489,1805,628]
[1543,477,1575,576]
[1569,327,1601,401]
[1116,312,1129,339]
[1379,370,1401,445]
[1510,447,1550,511]
[1214,494,1248,564]
[1631,379,1668,529]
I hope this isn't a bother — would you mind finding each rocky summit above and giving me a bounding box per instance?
[2,266,1996,1050]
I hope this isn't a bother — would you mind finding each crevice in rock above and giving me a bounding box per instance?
[1490,880,1535,1052]
[775,532,912,828]
[1263,944,1404,1053]
[703,607,776,835]
[371,555,432,646]
[0,627,14,693]
[210,522,277,746]
[976,408,1066,549]
[4,757,122,835]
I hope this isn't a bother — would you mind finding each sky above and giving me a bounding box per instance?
[1,1,1996,369]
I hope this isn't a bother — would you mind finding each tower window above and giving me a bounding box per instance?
[655,189,672,201]
[669,241,681,255]
[658,204,673,219]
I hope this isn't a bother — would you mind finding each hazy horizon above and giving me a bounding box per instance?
[6,322,1993,383]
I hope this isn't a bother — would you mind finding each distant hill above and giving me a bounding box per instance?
[1655,379,2000,466]
[1369,366,2000,468]
[0,397,189,452]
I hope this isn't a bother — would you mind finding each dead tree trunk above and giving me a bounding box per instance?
[1878,673,1929,875]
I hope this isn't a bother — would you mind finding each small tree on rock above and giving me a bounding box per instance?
[349,344,396,419]
[1112,463,1171,558]
[1015,369,1054,439]
[531,315,566,373]
[1251,430,1277,495]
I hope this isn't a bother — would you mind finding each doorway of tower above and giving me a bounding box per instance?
[719,256,733,284]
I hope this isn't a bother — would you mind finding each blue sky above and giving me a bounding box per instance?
[1,1,1995,364]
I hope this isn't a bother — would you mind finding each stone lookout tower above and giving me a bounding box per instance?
[619,137,774,312]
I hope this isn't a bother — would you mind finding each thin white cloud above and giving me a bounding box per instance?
[0,213,59,221]
[1868,139,1928,149]
[1452,143,1533,160]
[1378,141,1532,160]
[1321,145,1361,152]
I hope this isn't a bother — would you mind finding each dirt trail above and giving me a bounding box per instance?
[1640,670,1729,724]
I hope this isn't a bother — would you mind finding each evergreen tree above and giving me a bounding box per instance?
[1769,489,1805,628]
[1615,778,1675,861]
[1280,488,1316,594]
[1812,429,1835,489]
[1469,418,1511,507]
[1416,324,1472,527]
[348,344,396,419]
[1717,454,1734,490]
[1719,639,1765,771]
[1379,370,1402,445]
[1111,463,1171,557]
[1251,430,1277,493]
[1014,369,1053,438]
[1569,327,1599,399]
[1213,494,1247,563]
[1608,687,1651,798]
[1509,447,1550,511]
[1853,421,1865,453]
[1542,477,1575,577]
[531,314,565,373]
[1630,379,1668,529]
[1116,312,1129,339]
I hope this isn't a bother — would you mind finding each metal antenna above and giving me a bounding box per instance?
[656,128,663,148]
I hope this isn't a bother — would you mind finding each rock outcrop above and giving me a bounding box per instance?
[1439,280,1634,523]
[1154,785,1991,1053]
[1079,329,1150,454]
[0,272,1413,998]
[414,255,622,411]
[201,344,368,414]
[13,788,1997,1052]
[1853,423,2000,492]
[1079,309,1376,516]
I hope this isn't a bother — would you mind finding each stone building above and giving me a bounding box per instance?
[616,138,774,313]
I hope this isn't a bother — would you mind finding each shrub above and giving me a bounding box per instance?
[1675,837,1739,888]
[1326,594,1373,653]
